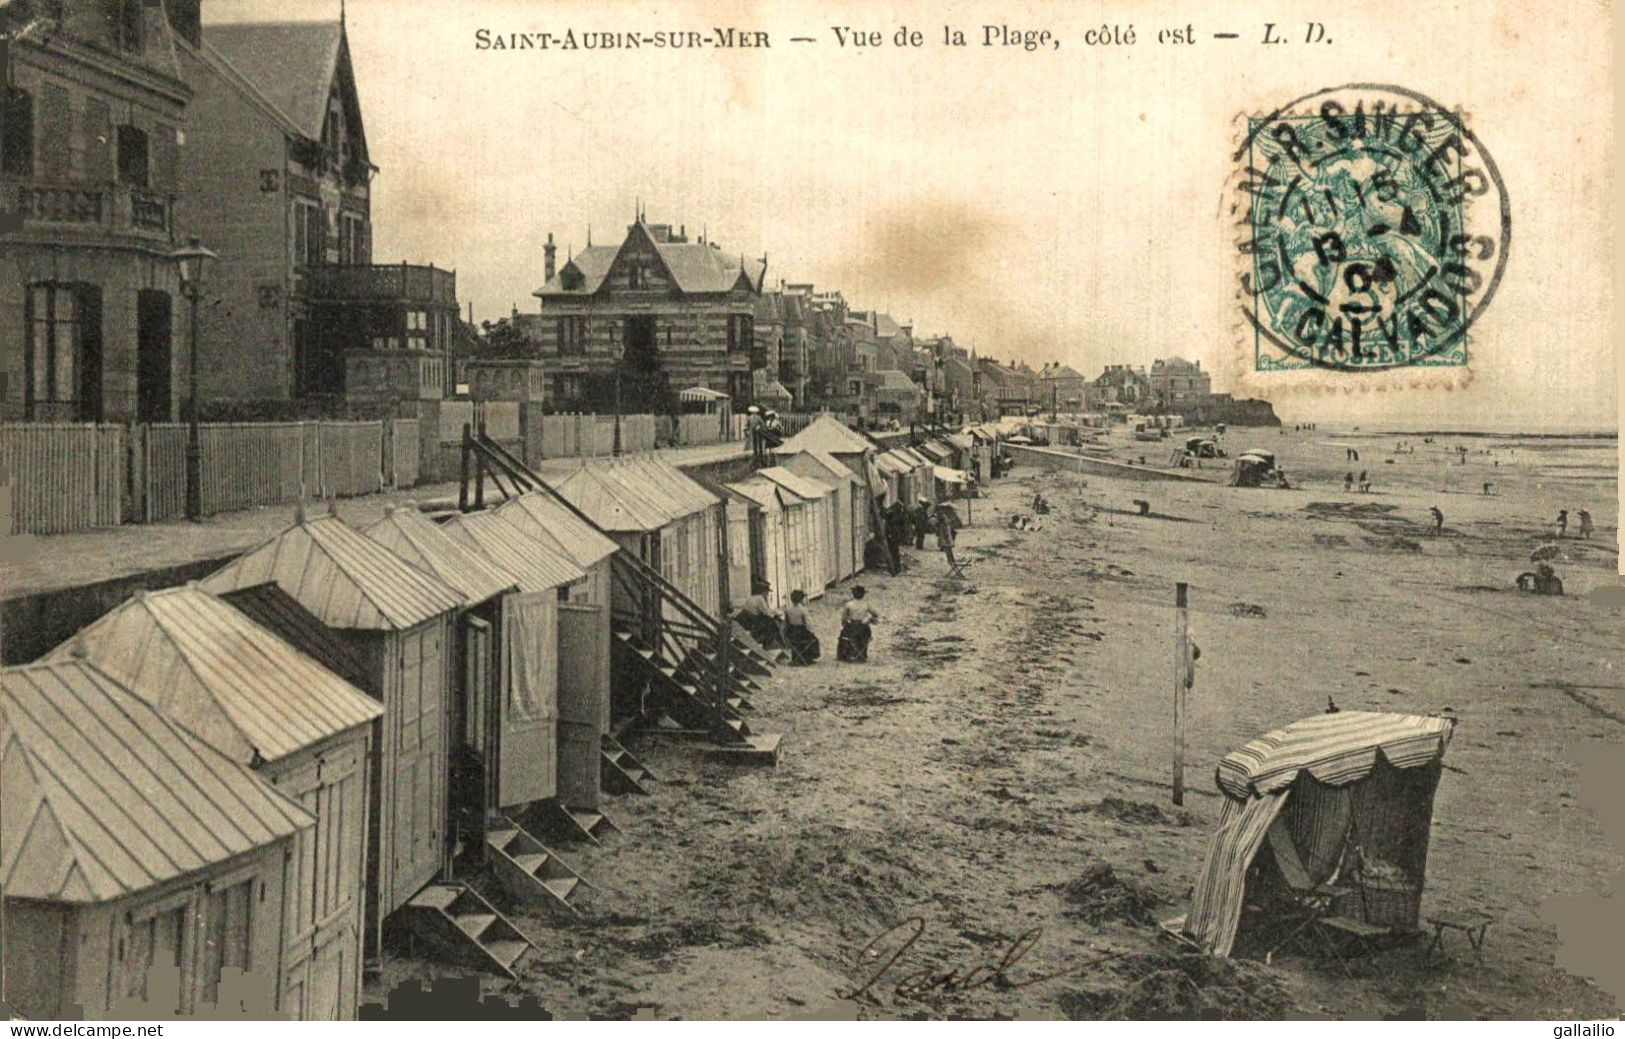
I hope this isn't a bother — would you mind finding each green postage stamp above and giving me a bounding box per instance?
[1235,84,1510,374]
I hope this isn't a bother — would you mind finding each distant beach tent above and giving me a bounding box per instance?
[1180,711,1457,957]
[678,386,731,405]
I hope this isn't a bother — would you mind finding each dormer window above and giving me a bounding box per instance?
[106,0,144,53]
[560,267,584,291]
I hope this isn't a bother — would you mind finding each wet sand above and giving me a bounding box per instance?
[371,427,1620,1020]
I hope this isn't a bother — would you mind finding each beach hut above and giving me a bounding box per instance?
[726,476,794,609]
[552,461,723,621]
[0,660,311,1020]
[358,508,516,826]
[778,414,877,475]
[434,508,593,814]
[759,465,837,592]
[198,515,467,958]
[873,450,912,506]
[781,449,865,581]
[492,493,634,793]
[47,588,384,1020]
[1178,711,1458,958]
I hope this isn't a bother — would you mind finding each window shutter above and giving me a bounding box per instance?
[151,123,177,192]
[82,98,111,183]
[40,83,69,181]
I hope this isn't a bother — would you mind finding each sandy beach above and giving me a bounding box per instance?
[369,427,1620,1020]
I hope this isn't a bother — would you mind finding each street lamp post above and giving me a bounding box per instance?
[170,237,217,521]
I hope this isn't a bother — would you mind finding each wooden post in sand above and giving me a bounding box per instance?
[1173,582,1189,806]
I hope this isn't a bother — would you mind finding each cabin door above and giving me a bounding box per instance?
[556,603,606,809]
[498,591,558,808]
[393,624,447,906]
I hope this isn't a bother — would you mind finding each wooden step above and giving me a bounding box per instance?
[486,817,588,916]
[702,731,785,766]
[402,883,537,979]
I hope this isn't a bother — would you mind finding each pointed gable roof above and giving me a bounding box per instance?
[202,20,359,145]
[0,661,312,904]
[778,414,875,455]
[200,515,464,631]
[537,219,764,297]
[48,587,382,766]
[497,492,619,567]
[360,505,518,606]
[437,511,586,594]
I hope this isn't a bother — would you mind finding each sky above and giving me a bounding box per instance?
[207,0,1616,430]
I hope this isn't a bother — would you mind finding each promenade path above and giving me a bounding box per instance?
[0,440,747,601]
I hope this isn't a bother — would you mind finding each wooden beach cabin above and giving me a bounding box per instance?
[493,492,650,796]
[363,505,597,913]
[759,466,837,592]
[725,477,793,609]
[437,509,619,845]
[196,516,538,974]
[552,461,723,624]
[781,449,867,582]
[47,588,383,1020]
[0,660,311,1020]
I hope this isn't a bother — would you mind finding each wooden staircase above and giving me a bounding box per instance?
[402,883,536,979]
[601,735,657,795]
[485,817,589,915]
[460,430,784,765]
[523,799,621,847]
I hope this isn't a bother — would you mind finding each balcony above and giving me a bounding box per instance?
[344,348,448,403]
[5,178,175,240]
[307,263,457,306]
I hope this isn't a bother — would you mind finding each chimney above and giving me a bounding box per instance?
[544,233,557,282]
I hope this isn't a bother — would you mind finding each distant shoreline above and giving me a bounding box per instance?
[1349,430,1617,441]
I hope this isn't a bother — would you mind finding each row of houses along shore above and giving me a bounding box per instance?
[0,0,1275,434]
[0,405,1010,1020]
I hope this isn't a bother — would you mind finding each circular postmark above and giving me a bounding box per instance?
[1234,84,1510,373]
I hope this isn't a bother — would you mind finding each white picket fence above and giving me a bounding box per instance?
[1,423,125,535]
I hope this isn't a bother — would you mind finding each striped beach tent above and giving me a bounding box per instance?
[1182,711,1457,956]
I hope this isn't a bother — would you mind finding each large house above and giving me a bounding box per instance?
[1148,356,1211,410]
[1,0,191,423]
[175,13,458,411]
[1038,361,1091,413]
[1094,363,1151,408]
[528,217,764,409]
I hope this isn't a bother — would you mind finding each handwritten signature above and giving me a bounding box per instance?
[840,916,1119,1001]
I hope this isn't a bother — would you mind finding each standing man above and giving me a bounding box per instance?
[745,405,765,465]
[912,497,933,549]
[882,500,906,576]
[935,501,964,573]
[1556,509,1569,538]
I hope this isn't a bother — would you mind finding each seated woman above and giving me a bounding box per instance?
[782,589,820,665]
[836,585,879,663]
[734,580,783,648]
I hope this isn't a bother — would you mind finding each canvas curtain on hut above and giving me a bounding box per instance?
[1182,711,1457,957]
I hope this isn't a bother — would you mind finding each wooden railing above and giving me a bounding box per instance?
[307,263,457,304]
[4,178,175,239]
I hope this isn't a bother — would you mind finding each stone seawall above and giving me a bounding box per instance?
[1003,443,1210,483]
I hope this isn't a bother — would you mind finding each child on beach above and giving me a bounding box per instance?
[1578,509,1594,539]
